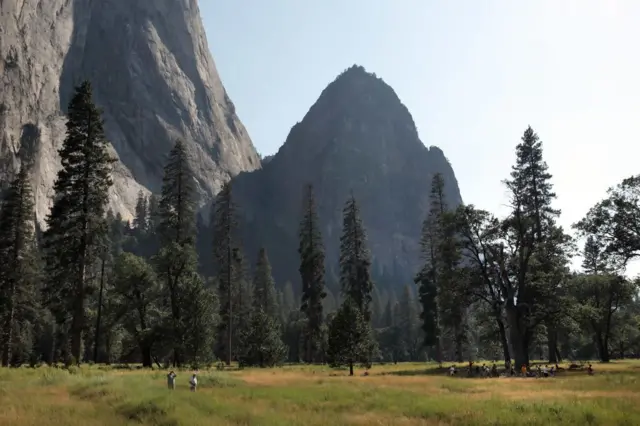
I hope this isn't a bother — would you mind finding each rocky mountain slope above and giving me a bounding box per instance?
[0,0,260,222]
[230,66,462,293]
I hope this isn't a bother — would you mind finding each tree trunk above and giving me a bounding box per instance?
[47,323,57,365]
[555,347,563,363]
[105,329,112,365]
[93,258,106,363]
[349,359,354,376]
[496,318,511,364]
[454,323,464,363]
[141,343,152,368]
[596,334,610,362]
[70,286,85,364]
[506,305,529,370]
[547,324,558,363]
[1,282,16,367]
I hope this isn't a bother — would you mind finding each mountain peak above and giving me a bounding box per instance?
[231,68,462,291]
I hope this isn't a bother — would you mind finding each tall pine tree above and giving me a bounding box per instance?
[254,248,279,318]
[0,166,38,366]
[298,184,326,363]
[238,247,286,367]
[329,194,377,367]
[501,126,568,368]
[155,139,199,366]
[212,181,240,365]
[43,81,114,364]
[338,194,373,322]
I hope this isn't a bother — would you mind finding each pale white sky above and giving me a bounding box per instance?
[202,0,640,273]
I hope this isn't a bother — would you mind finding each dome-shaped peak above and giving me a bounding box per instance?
[307,65,406,122]
[326,64,385,92]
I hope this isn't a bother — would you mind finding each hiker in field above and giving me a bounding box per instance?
[520,364,527,377]
[167,371,176,390]
[189,373,198,391]
[491,363,498,377]
[587,364,594,375]
[449,365,457,376]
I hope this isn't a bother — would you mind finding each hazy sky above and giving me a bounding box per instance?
[201,0,640,271]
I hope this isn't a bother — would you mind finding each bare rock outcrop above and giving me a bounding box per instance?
[0,0,260,223]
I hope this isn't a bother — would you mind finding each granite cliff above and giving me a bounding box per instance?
[230,66,463,294]
[0,0,260,222]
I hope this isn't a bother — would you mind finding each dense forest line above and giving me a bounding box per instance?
[0,82,639,373]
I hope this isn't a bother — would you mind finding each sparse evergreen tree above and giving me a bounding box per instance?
[133,190,149,232]
[158,140,196,247]
[238,248,286,367]
[414,207,440,360]
[253,248,279,319]
[155,139,199,366]
[0,166,39,366]
[339,195,373,321]
[212,181,240,365]
[298,184,326,363]
[43,81,114,364]
[231,248,253,361]
[415,173,469,362]
[335,194,377,365]
[397,285,421,361]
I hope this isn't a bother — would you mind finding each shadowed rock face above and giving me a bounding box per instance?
[0,0,260,222]
[231,65,462,292]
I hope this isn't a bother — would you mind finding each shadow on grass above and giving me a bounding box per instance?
[381,366,448,377]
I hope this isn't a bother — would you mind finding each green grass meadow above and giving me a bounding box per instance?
[1,361,639,425]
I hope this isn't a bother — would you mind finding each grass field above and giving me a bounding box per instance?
[1,361,639,426]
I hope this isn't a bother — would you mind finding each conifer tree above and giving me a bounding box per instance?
[182,272,217,368]
[158,140,196,247]
[43,81,114,363]
[415,173,468,362]
[0,166,38,366]
[155,139,199,366]
[298,184,326,362]
[501,126,569,368]
[253,248,279,319]
[238,247,286,367]
[133,190,149,232]
[332,194,377,366]
[397,285,420,360]
[327,299,372,376]
[212,181,240,365]
[338,194,373,322]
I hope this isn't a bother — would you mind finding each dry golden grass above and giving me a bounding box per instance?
[1,361,639,425]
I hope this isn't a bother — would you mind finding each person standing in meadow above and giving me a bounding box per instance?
[189,373,198,391]
[167,371,176,390]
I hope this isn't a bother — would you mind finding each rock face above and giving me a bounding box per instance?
[0,0,260,223]
[231,65,462,294]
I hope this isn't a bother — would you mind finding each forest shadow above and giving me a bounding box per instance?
[381,366,448,377]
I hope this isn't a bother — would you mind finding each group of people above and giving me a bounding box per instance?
[166,371,198,391]
[448,361,594,378]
